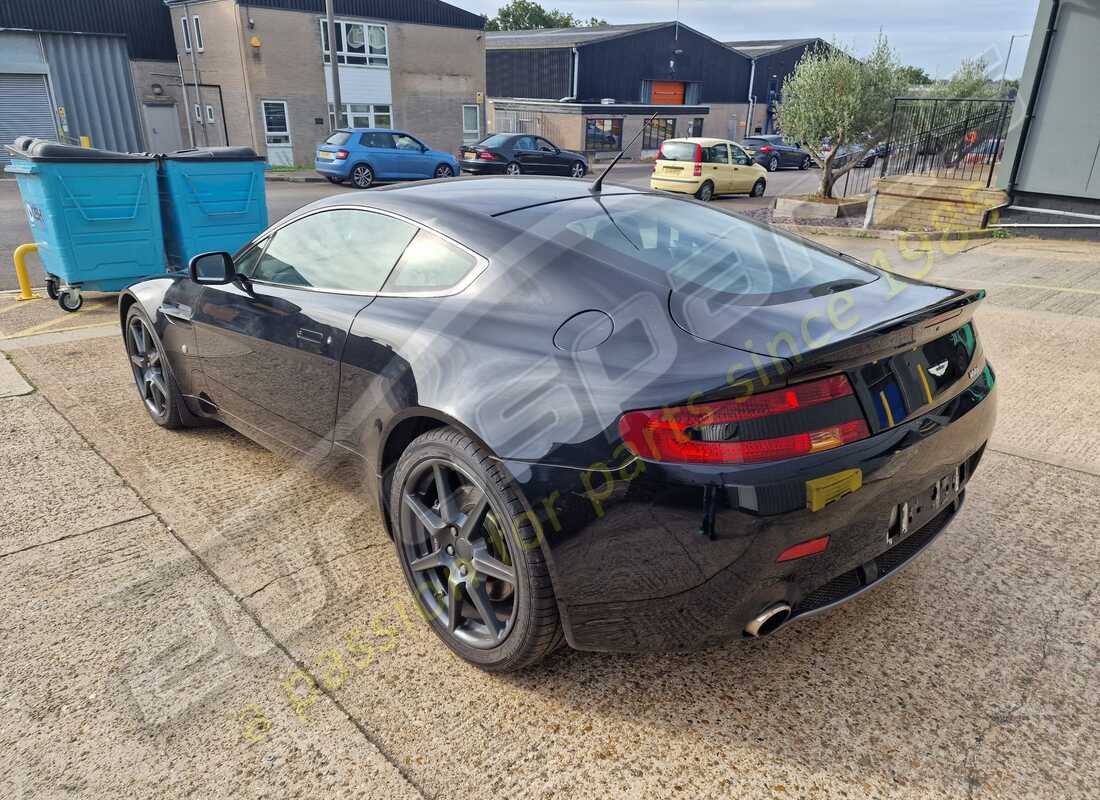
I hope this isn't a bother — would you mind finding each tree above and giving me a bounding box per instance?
[776,35,908,198]
[484,1,607,31]
[927,56,1002,99]
[898,64,933,87]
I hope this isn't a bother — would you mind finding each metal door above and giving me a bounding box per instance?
[142,103,183,153]
[0,74,56,165]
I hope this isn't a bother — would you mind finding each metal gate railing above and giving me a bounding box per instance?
[836,97,1014,197]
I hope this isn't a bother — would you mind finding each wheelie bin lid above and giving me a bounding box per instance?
[162,146,264,162]
[5,138,155,162]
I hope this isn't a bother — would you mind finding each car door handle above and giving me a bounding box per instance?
[159,303,193,323]
[297,328,324,344]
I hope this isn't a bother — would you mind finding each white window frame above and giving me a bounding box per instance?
[192,15,204,53]
[262,100,292,146]
[319,19,389,67]
[193,104,202,123]
[180,17,191,53]
[328,102,391,130]
[205,104,216,124]
[462,104,480,144]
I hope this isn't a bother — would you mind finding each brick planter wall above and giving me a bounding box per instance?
[871,175,1008,231]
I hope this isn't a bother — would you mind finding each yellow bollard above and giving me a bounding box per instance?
[13,243,42,301]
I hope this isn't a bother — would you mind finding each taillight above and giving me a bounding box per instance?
[618,374,870,464]
[759,145,773,153]
[334,149,349,160]
[693,163,702,176]
[478,151,497,161]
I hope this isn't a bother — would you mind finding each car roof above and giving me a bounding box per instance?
[340,127,410,135]
[663,137,732,146]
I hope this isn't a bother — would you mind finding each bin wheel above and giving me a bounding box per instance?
[45,278,60,300]
[58,289,83,313]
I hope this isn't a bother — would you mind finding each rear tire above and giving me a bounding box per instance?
[695,181,714,202]
[751,178,766,197]
[351,164,374,189]
[390,427,562,672]
[767,156,780,172]
[505,162,522,176]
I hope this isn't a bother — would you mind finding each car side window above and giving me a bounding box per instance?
[394,134,422,151]
[234,238,267,277]
[536,137,556,153]
[731,145,751,166]
[514,136,535,151]
[702,145,729,164]
[381,229,479,294]
[362,132,395,149]
[252,210,417,292]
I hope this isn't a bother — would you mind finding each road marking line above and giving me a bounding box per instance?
[2,320,115,341]
[971,279,1100,296]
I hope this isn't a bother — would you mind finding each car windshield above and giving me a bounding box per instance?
[499,194,877,301]
[325,132,351,145]
[658,141,698,161]
[478,134,510,148]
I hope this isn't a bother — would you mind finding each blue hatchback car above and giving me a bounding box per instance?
[315,128,460,189]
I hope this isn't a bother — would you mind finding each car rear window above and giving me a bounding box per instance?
[742,138,769,146]
[478,134,510,148]
[658,141,698,161]
[325,132,351,145]
[498,194,877,301]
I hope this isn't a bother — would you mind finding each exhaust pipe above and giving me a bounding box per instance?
[744,603,792,638]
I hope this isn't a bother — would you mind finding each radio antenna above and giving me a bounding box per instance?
[590,110,660,194]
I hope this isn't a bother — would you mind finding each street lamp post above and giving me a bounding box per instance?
[1000,33,1030,96]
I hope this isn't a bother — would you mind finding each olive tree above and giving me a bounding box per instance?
[776,35,907,198]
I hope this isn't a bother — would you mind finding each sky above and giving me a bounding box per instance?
[464,0,1042,79]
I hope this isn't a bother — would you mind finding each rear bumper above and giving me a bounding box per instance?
[502,371,997,653]
[650,176,701,194]
[460,160,506,175]
[314,159,350,178]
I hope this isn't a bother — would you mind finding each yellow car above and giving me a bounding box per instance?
[649,137,768,202]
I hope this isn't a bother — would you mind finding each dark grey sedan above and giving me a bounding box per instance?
[741,135,813,172]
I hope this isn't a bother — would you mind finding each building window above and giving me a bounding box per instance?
[462,105,480,144]
[180,17,191,52]
[193,104,202,123]
[642,118,676,151]
[320,20,388,67]
[328,103,391,130]
[262,100,291,145]
[585,118,622,151]
[192,16,204,52]
[206,104,216,123]
[690,117,704,137]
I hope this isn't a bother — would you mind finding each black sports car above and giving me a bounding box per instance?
[119,176,997,671]
[460,134,588,178]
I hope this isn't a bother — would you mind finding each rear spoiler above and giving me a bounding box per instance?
[788,288,986,381]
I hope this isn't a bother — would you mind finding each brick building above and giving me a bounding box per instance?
[165,0,485,166]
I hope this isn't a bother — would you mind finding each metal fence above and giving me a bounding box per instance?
[835,97,1014,197]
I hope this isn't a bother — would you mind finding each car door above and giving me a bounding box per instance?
[511,135,541,172]
[191,208,418,454]
[730,144,756,192]
[700,143,731,193]
[392,133,434,178]
[534,137,567,174]
[360,131,399,179]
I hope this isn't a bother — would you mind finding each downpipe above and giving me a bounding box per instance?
[744,603,792,638]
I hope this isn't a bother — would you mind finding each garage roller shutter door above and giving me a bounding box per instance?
[0,74,57,166]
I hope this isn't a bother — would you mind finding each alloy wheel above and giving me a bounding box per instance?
[435,164,454,178]
[505,162,521,176]
[352,165,373,188]
[398,458,518,649]
[126,317,169,418]
[769,156,779,172]
[570,161,585,178]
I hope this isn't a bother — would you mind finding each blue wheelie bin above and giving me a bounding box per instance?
[158,147,268,270]
[4,139,165,311]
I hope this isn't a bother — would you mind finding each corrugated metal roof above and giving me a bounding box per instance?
[233,0,484,30]
[486,22,667,49]
[0,0,176,61]
[724,38,821,58]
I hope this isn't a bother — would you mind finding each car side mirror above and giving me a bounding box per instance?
[189,251,236,285]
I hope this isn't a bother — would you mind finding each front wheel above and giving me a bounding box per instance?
[695,181,714,202]
[434,164,455,179]
[124,306,184,428]
[751,178,766,197]
[504,162,522,176]
[569,161,586,178]
[799,156,811,170]
[390,427,562,671]
[351,164,374,189]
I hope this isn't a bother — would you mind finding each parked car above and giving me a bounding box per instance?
[821,139,880,169]
[650,137,767,201]
[740,135,812,171]
[315,128,459,188]
[460,133,588,177]
[118,176,996,670]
